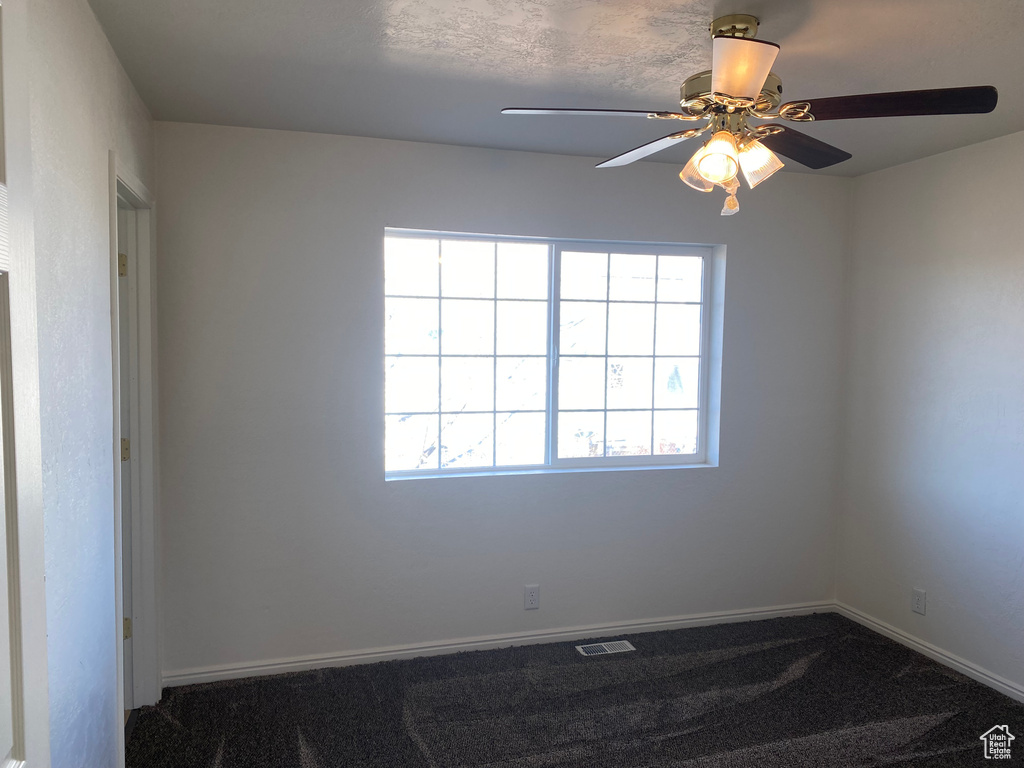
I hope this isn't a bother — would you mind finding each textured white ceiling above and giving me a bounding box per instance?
[88,0,1023,176]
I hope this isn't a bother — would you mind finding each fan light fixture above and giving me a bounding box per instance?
[696,131,739,183]
[737,140,785,188]
[679,150,713,192]
[711,35,780,106]
[502,9,999,217]
[681,131,785,213]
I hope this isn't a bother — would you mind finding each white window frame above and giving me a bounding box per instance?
[385,228,723,480]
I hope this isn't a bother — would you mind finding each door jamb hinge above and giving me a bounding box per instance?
[118,252,128,277]
[121,438,130,462]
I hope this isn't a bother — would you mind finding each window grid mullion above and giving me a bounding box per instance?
[650,255,660,456]
[546,244,560,465]
[436,239,443,470]
[388,353,549,359]
[556,353,699,358]
[550,297,701,306]
[386,295,700,304]
[386,408,692,416]
[603,252,610,458]
[389,353,697,359]
[388,409,548,417]
[698,253,712,458]
[492,243,498,468]
[385,294,547,302]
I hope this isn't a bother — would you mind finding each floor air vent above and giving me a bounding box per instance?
[575,640,636,656]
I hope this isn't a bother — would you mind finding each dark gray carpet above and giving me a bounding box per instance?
[127,613,1023,766]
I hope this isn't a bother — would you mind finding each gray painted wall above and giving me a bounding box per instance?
[838,130,1024,689]
[28,0,153,765]
[155,122,847,678]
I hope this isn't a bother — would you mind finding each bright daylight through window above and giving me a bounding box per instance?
[385,230,714,477]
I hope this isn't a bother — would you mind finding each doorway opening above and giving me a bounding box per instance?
[111,163,159,763]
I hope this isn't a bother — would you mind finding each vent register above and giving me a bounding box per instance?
[575,640,637,656]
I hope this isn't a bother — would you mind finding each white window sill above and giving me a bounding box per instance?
[385,460,717,481]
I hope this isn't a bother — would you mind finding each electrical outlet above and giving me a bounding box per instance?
[912,588,926,615]
[525,584,539,610]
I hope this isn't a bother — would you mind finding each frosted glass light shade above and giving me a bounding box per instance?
[679,148,713,191]
[711,36,780,101]
[696,132,739,184]
[738,140,785,189]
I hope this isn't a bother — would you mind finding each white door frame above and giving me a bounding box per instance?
[1,0,53,765]
[0,273,28,768]
[109,151,161,742]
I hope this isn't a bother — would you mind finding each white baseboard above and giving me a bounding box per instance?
[164,601,1024,704]
[162,600,833,687]
[834,602,1024,704]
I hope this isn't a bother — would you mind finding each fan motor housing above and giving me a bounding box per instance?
[709,13,760,39]
[681,70,783,109]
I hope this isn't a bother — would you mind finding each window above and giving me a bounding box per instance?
[384,230,718,478]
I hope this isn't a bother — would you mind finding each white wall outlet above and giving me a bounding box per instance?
[524,584,539,610]
[912,588,926,615]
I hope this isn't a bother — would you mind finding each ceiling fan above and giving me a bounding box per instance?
[502,13,998,215]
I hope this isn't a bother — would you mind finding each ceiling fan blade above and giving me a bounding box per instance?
[502,107,688,119]
[758,125,851,169]
[785,85,998,121]
[596,130,700,168]
[711,36,780,101]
